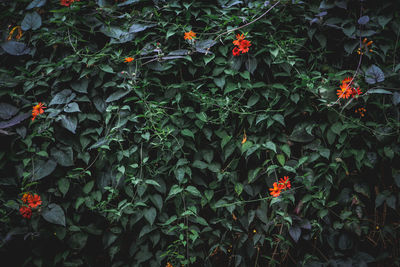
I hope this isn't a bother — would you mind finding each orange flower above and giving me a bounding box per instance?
[232,47,240,56]
[28,194,42,209]
[232,34,245,46]
[241,131,247,144]
[184,31,196,40]
[31,102,46,121]
[20,206,32,219]
[124,57,134,63]
[166,262,173,267]
[21,193,31,204]
[238,39,251,54]
[279,176,291,189]
[337,77,355,99]
[7,26,23,41]
[269,182,284,197]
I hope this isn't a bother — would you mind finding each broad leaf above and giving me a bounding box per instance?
[21,12,42,31]
[42,203,66,226]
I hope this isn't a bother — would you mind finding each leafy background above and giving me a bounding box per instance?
[1,0,400,266]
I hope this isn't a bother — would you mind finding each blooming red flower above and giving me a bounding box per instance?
[351,87,362,97]
[232,47,240,56]
[269,182,285,197]
[238,39,251,54]
[60,0,80,6]
[20,206,32,219]
[279,176,291,189]
[124,57,134,63]
[184,31,196,40]
[232,34,245,46]
[337,77,356,99]
[28,194,42,209]
[31,102,46,121]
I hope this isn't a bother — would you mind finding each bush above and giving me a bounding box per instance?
[1,0,400,266]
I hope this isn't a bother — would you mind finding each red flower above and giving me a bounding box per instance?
[28,194,42,209]
[279,176,291,189]
[184,31,196,40]
[124,57,134,63]
[269,182,284,197]
[238,39,251,54]
[232,34,245,46]
[232,47,240,56]
[20,206,32,219]
[21,193,31,204]
[60,0,80,7]
[351,87,362,97]
[337,77,362,99]
[31,102,46,121]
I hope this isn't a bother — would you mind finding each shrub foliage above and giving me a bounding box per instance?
[1,0,400,266]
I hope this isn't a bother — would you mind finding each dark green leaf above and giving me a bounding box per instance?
[21,12,42,31]
[51,146,74,167]
[42,203,66,226]
[58,178,70,196]
[64,102,81,113]
[365,65,385,84]
[1,41,31,55]
[49,90,75,106]
[59,115,77,133]
[26,0,46,10]
[71,79,89,93]
[33,159,57,180]
[289,226,301,243]
[0,103,18,120]
[144,207,157,225]
[106,90,130,102]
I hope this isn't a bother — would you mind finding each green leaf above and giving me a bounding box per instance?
[235,183,243,196]
[213,77,225,89]
[83,181,94,194]
[64,102,81,113]
[42,203,66,227]
[144,207,157,225]
[33,159,57,180]
[49,89,75,106]
[0,41,31,56]
[59,115,77,133]
[264,141,277,153]
[26,0,46,10]
[196,112,207,122]
[192,160,208,169]
[248,167,261,183]
[71,79,89,93]
[0,103,18,120]
[150,194,163,212]
[277,154,285,166]
[247,94,260,107]
[58,178,70,196]
[100,65,115,73]
[331,122,343,135]
[129,23,156,33]
[365,65,385,84]
[21,12,42,31]
[272,114,285,126]
[106,90,130,102]
[51,146,74,167]
[186,186,201,197]
[167,185,183,199]
[181,129,195,139]
[289,226,301,243]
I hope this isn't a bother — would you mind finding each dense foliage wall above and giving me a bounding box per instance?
[1,0,400,266]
